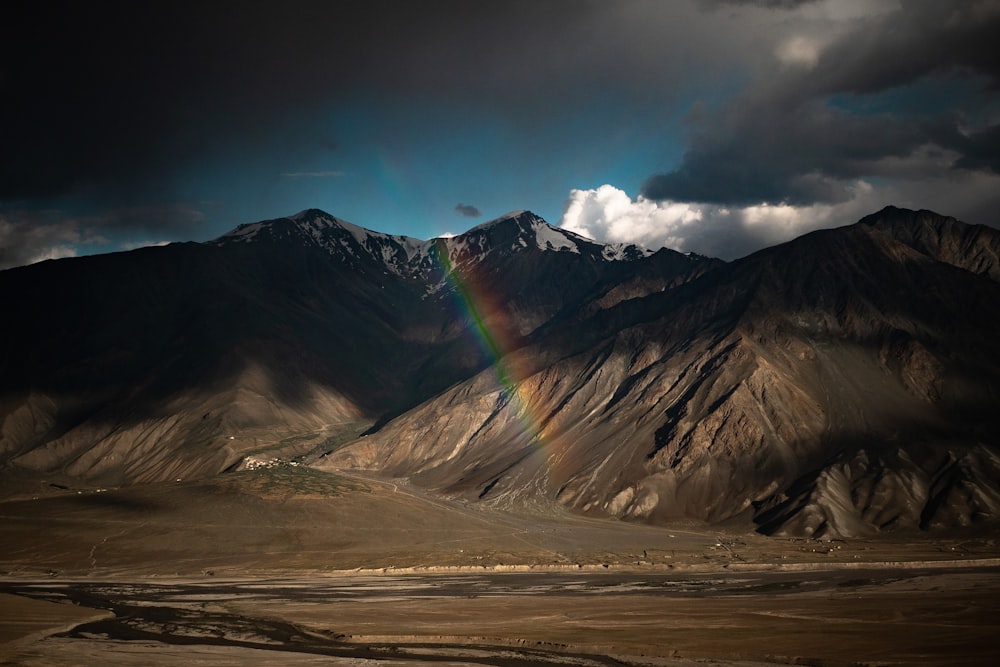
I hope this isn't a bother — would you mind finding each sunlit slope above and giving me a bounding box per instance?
[327,207,1000,537]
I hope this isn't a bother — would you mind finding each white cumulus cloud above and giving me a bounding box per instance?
[558,183,888,259]
[559,185,705,252]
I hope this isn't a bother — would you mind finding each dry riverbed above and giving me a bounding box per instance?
[2,468,998,665]
[2,566,999,666]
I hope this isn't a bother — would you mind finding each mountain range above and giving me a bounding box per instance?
[2,206,999,538]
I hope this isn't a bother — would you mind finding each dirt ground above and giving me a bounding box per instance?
[1,467,998,666]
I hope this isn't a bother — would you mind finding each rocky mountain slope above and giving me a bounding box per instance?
[3,205,998,537]
[323,207,1000,538]
[0,209,704,486]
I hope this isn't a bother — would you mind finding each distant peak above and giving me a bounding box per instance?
[858,205,953,227]
[468,210,539,233]
[864,204,912,219]
[287,209,358,232]
[288,208,334,220]
[213,209,373,248]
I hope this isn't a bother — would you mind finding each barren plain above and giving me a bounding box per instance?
[1,467,998,666]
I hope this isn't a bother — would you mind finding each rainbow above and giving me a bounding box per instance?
[435,247,548,449]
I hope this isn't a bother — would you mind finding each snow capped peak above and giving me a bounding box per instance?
[439,210,585,260]
[288,208,328,221]
[467,210,532,233]
[287,209,365,240]
[213,209,434,276]
[214,208,347,243]
[466,211,572,248]
[212,207,662,279]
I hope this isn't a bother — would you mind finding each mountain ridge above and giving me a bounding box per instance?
[0,207,710,487]
[322,206,1000,538]
[211,208,669,281]
[2,205,998,538]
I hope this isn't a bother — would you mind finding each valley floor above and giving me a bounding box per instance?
[1,467,998,665]
[2,566,999,667]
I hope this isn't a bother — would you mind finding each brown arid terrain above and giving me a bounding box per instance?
[4,207,1000,538]
[3,0,1000,659]
[2,208,1000,665]
[2,466,998,666]
[326,208,1000,538]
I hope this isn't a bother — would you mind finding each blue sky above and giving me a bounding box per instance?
[2,0,999,267]
[167,95,679,238]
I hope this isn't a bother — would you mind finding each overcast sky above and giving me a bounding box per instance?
[2,0,998,268]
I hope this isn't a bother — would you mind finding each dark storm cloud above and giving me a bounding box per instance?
[6,205,206,237]
[954,124,1000,173]
[2,4,276,198]
[0,1,736,205]
[804,1,1000,96]
[644,98,949,206]
[642,0,1000,207]
[0,205,206,270]
[6,0,999,267]
[454,203,482,218]
[2,1,587,202]
[4,1,412,202]
[7,0,759,266]
[98,205,207,234]
[0,215,94,270]
[699,0,820,9]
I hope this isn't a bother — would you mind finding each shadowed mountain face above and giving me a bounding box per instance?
[0,210,706,486]
[2,206,999,537]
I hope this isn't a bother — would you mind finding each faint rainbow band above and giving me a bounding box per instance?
[436,247,545,447]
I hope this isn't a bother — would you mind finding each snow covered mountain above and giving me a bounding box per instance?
[214,209,431,277]
[213,208,660,279]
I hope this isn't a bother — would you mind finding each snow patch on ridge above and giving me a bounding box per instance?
[602,243,654,261]
[287,210,438,276]
[533,221,580,254]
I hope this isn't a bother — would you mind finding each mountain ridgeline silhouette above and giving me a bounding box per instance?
[2,206,998,537]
